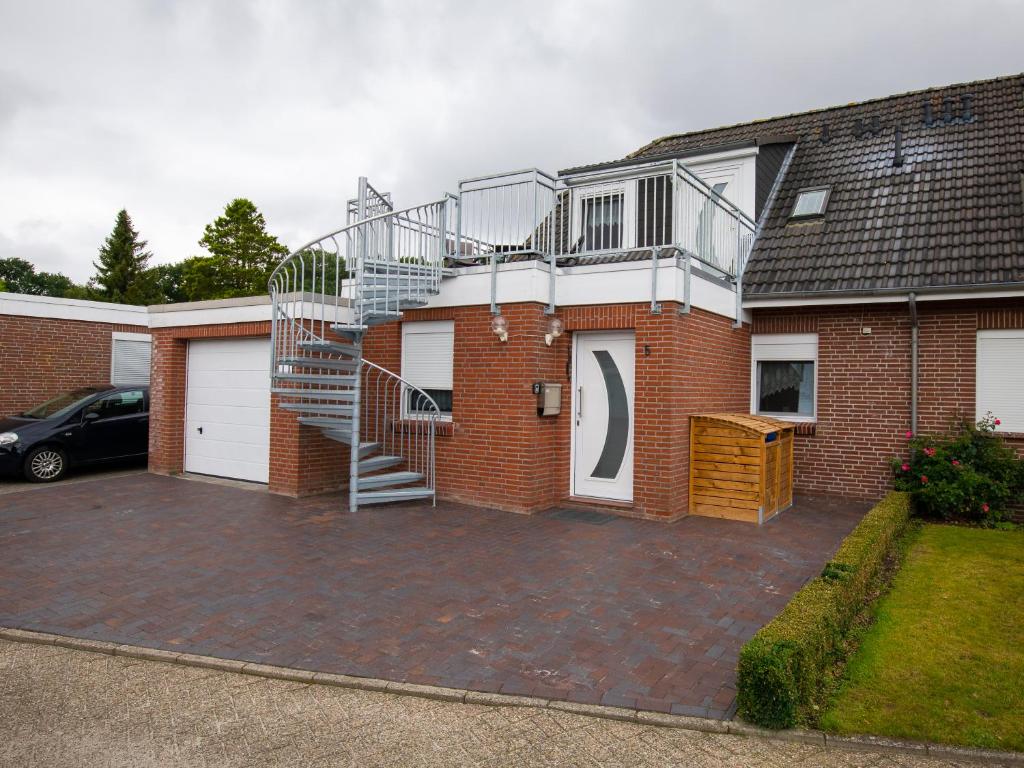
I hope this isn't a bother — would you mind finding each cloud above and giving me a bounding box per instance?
[0,0,1021,282]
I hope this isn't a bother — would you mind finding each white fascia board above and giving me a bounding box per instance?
[149,301,353,328]
[428,260,738,320]
[682,147,758,166]
[148,303,272,327]
[743,287,1024,308]
[0,291,149,326]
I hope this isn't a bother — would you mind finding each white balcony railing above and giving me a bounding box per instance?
[456,161,754,272]
[453,159,755,316]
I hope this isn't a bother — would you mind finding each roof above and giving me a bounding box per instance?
[691,413,795,435]
[630,73,1024,297]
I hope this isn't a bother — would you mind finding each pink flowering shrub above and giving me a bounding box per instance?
[892,413,1023,522]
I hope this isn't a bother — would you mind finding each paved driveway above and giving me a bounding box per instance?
[0,473,867,719]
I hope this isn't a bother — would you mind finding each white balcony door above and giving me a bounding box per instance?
[571,331,635,502]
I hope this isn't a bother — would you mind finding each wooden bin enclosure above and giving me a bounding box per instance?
[689,413,795,524]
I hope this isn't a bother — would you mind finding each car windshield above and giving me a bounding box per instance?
[20,387,109,419]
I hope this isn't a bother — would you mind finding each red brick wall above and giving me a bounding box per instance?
[363,302,750,519]
[147,320,346,497]
[0,313,147,416]
[751,298,1024,500]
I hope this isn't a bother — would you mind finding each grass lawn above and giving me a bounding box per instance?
[822,524,1024,751]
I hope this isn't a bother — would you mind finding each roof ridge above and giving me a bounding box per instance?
[626,71,1024,159]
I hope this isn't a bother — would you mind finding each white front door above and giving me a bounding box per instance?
[571,331,635,502]
[185,337,271,483]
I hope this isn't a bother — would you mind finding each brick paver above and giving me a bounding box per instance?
[0,473,868,719]
[2,640,1000,768]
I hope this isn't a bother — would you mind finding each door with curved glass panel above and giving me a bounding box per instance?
[571,331,635,501]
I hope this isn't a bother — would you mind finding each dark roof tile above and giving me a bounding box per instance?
[630,74,1024,295]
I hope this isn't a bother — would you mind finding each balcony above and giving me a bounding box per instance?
[454,159,756,280]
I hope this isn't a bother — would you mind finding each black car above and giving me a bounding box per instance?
[0,385,149,482]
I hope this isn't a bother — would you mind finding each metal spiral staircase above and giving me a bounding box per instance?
[269,180,451,512]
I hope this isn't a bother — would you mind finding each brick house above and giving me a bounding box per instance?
[0,292,151,416]
[135,72,1021,520]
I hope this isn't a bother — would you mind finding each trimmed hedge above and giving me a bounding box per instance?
[736,492,912,729]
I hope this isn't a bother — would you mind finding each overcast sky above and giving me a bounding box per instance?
[1,0,1021,282]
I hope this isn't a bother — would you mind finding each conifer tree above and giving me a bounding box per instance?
[93,209,157,304]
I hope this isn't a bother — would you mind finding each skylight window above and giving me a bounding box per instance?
[791,187,830,218]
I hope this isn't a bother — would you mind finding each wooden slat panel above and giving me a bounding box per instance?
[692,503,759,521]
[691,493,761,510]
[696,475,761,493]
[696,466,761,483]
[692,460,760,476]
[693,426,749,439]
[694,485,761,502]
[695,435,764,448]
[694,445,761,460]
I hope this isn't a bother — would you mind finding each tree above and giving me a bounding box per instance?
[0,257,76,297]
[145,262,188,304]
[93,209,159,304]
[196,199,288,298]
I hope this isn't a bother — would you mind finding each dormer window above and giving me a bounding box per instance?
[791,186,830,219]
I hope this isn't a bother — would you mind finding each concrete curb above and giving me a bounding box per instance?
[1,627,1021,765]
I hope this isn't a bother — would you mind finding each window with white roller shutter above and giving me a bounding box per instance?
[976,330,1024,432]
[401,320,454,418]
[751,333,817,421]
[110,332,152,385]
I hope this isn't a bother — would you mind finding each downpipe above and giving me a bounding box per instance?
[909,292,919,435]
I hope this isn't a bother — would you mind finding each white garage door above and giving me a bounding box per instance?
[185,337,271,483]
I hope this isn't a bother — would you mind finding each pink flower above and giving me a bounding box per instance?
[920,475,929,484]
[905,430,914,439]
[982,503,990,513]
[951,459,960,466]
[924,447,936,457]
[901,463,910,472]
[995,419,1001,426]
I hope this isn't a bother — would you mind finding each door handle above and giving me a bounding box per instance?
[577,386,583,419]
[197,426,203,435]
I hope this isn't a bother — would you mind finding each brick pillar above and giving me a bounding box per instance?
[148,334,187,475]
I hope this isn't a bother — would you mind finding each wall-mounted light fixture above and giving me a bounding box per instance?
[545,317,564,347]
[491,314,509,342]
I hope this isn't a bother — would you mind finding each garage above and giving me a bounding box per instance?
[184,337,271,483]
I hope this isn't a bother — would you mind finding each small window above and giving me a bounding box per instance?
[582,193,623,251]
[401,320,454,419]
[111,333,152,385]
[791,187,830,218]
[752,333,817,420]
[757,361,815,417]
[976,330,1024,432]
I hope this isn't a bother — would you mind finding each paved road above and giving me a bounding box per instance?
[0,640,997,768]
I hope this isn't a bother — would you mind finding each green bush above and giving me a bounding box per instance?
[892,414,1023,523]
[736,492,912,729]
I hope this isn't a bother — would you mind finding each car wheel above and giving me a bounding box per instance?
[23,446,68,483]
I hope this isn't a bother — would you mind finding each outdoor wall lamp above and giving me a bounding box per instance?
[491,314,509,342]
[545,317,564,346]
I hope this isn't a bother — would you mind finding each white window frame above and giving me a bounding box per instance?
[400,320,454,421]
[976,329,1024,433]
[110,331,152,386]
[751,333,818,422]
[574,182,632,252]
